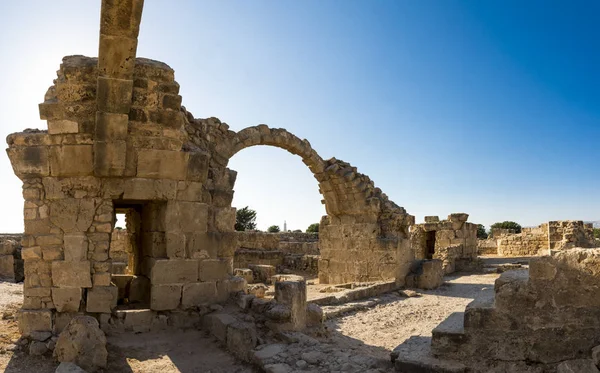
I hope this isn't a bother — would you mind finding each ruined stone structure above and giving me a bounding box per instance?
[5,0,415,340]
[410,214,478,274]
[548,220,595,250]
[479,221,596,257]
[235,232,319,274]
[396,249,600,372]
[0,234,24,282]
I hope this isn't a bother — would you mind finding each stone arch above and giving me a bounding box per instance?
[220,125,343,217]
[200,123,415,284]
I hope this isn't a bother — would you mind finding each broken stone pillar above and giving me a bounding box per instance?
[54,316,107,372]
[94,0,144,177]
[274,275,306,331]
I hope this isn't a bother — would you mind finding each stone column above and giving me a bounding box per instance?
[274,275,307,331]
[94,0,144,176]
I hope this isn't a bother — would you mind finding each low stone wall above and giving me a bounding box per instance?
[235,232,320,274]
[0,234,24,282]
[237,232,319,255]
[497,225,549,257]
[477,238,498,255]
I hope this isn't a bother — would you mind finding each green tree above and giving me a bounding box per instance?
[594,228,600,239]
[235,206,257,231]
[267,225,280,233]
[306,223,319,233]
[490,221,522,234]
[477,224,488,239]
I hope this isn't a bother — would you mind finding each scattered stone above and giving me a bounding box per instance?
[55,362,88,373]
[399,290,418,297]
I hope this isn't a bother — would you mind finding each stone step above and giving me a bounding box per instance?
[431,312,468,359]
[391,336,467,373]
[463,287,495,329]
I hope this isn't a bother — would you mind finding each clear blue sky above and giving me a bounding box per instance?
[0,1,598,232]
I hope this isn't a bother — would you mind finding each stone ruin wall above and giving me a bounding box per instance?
[492,221,596,257]
[235,231,319,274]
[548,220,595,250]
[430,248,600,371]
[0,234,24,282]
[410,213,478,274]
[496,224,549,257]
[186,117,416,285]
[5,0,416,340]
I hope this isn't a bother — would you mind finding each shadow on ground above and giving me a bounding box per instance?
[3,328,257,373]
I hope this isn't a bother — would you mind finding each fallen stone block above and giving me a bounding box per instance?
[54,316,107,372]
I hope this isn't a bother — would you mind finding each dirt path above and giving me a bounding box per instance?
[324,273,499,360]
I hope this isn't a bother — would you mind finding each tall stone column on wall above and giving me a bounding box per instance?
[94,0,144,177]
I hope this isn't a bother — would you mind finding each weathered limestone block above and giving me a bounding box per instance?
[249,264,276,284]
[64,233,88,261]
[181,282,217,308]
[6,146,50,178]
[203,312,237,343]
[48,120,79,135]
[199,259,229,281]
[54,316,107,372]
[49,199,96,233]
[86,286,118,313]
[227,321,257,362]
[150,284,182,311]
[49,145,93,176]
[214,207,236,232]
[137,149,189,180]
[165,201,209,233]
[52,288,82,313]
[120,309,153,333]
[19,309,53,336]
[149,259,198,284]
[416,260,444,290]
[95,112,128,141]
[52,261,92,288]
[274,275,307,331]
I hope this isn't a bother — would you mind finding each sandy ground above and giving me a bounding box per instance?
[324,272,499,360]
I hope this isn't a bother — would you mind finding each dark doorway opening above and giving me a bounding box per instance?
[425,231,436,260]
[109,200,166,308]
